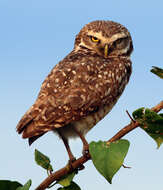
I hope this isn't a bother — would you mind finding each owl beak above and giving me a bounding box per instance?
[104,44,109,58]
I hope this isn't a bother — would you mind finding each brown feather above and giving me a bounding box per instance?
[16,114,33,134]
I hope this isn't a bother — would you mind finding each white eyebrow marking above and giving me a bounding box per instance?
[87,31,128,44]
[109,33,127,43]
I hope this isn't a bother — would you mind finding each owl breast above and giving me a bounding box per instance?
[56,56,132,139]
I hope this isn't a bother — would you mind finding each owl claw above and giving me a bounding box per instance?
[69,157,76,164]
[67,157,85,172]
[78,164,85,171]
[67,157,76,171]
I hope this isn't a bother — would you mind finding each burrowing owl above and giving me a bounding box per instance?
[17,20,133,161]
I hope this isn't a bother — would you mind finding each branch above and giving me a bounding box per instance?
[35,100,163,190]
[151,101,163,112]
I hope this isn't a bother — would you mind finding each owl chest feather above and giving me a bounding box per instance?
[58,100,117,139]
[57,57,131,139]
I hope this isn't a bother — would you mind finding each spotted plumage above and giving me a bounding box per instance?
[17,20,133,160]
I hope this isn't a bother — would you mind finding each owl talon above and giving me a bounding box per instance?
[78,164,85,171]
[67,157,76,171]
[68,158,85,172]
[69,157,76,163]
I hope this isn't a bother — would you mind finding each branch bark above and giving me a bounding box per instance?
[35,100,163,190]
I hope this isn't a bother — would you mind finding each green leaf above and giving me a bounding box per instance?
[58,172,75,187]
[0,180,22,190]
[89,139,130,184]
[148,133,163,149]
[35,149,53,172]
[142,109,163,134]
[159,113,163,117]
[16,180,31,190]
[151,66,163,79]
[132,107,144,120]
[133,108,163,148]
[57,181,81,190]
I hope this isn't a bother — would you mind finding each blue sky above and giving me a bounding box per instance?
[1,0,163,189]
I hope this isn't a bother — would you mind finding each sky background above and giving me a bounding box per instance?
[1,0,163,189]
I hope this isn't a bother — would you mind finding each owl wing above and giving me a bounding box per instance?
[16,55,118,142]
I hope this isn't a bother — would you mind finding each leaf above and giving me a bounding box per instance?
[35,149,53,172]
[89,139,130,184]
[159,113,163,117]
[151,66,163,79]
[133,108,163,148]
[57,181,81,190]
[0,180,22,190]
[143,109,163,134]
[16,180,32,190]
[148,133,163,149]
[58,172,75,187]
[132,107,144,120]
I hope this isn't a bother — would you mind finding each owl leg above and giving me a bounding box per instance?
[73,128,89,156]
[57,130,75,162]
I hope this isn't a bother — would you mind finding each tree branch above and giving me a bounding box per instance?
[35,100,163,190]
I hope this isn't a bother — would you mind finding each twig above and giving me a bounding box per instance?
[122,164,131,169]
[35,101,163,190]
[126,110,135,123]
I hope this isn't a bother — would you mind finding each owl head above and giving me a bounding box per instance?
[74,20,133,58]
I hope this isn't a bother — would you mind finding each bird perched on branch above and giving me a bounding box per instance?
[17,20,133,162]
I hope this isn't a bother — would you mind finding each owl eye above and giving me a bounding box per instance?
[116,38,123,45]
[114,37,129,49]
[90,36,100,43]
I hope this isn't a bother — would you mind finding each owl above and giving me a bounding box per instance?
[17,20,133,161]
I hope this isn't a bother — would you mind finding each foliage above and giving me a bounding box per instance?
[35,149,53,172]
[16,180,32,190]
[0,180,22,190]
[133,108,163,148]
[58,172,76,187]
[57,182,81,190]
[35,150,77,189]
[89,140,130,183]
[151,66,163,79]
[0,180,31,190]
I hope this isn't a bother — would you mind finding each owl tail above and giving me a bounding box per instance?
[16,113,34,135]
[16,110,47,145]
[28,134,45,145]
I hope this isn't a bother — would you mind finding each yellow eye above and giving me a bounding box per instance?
[91,36,100,43]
